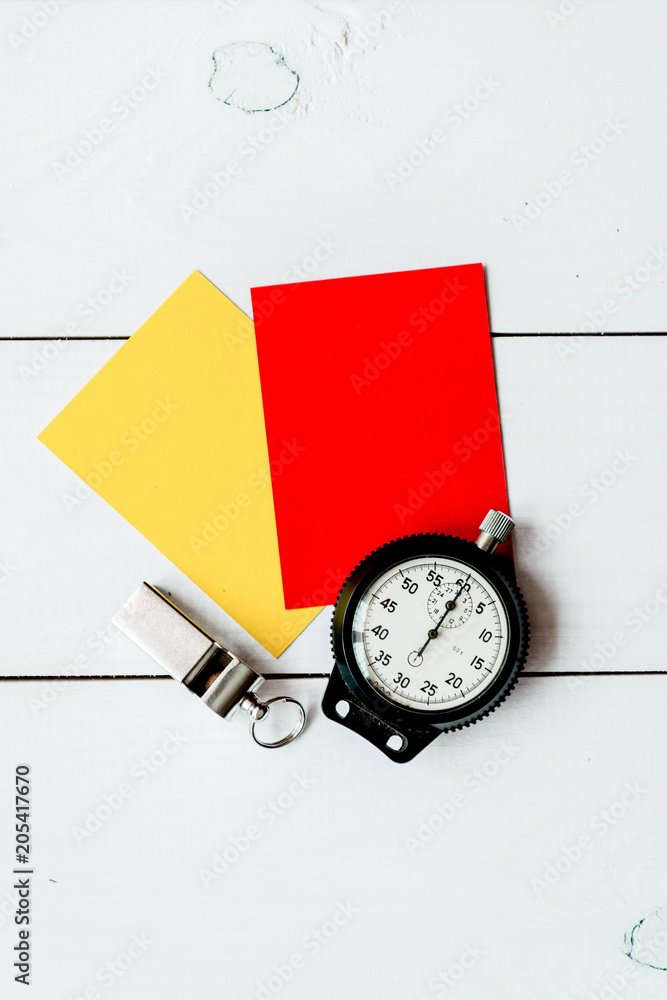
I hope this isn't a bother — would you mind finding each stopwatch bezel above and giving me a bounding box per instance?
[331,533,529,733]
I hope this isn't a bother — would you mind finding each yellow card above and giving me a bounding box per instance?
[38,271,321,655]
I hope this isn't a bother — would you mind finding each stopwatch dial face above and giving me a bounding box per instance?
[351,556,511,712]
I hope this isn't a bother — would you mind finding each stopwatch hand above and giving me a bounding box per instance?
[415,573,471,657]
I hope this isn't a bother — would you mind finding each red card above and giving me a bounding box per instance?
[251,263,509,609]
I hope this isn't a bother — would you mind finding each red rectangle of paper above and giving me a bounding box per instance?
[251,263,509,609]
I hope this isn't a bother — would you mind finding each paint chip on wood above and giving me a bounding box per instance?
[209,42,299,113]
[624,907,667,971]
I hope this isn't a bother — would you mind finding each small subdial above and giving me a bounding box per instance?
[427,583,473,628]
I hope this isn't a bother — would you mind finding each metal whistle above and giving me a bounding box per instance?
[112,583,306,748]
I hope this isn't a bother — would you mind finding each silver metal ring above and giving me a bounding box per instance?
[250,696,306,749]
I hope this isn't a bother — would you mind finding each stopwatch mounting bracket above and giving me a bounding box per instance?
[321,665,440,763]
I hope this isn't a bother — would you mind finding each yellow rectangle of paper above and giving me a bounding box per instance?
[38,271,321,655]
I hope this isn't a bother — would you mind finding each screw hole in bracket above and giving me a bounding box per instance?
[386,733,407,753]
[335,700,350,719]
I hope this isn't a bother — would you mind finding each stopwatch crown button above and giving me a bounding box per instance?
[476,510,515,553]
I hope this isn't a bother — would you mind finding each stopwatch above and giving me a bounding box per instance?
[322,510,529,763]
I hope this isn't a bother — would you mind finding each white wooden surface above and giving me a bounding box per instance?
[2,676,667,1000]
[2,1,667,998]
[1,0,667,336]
